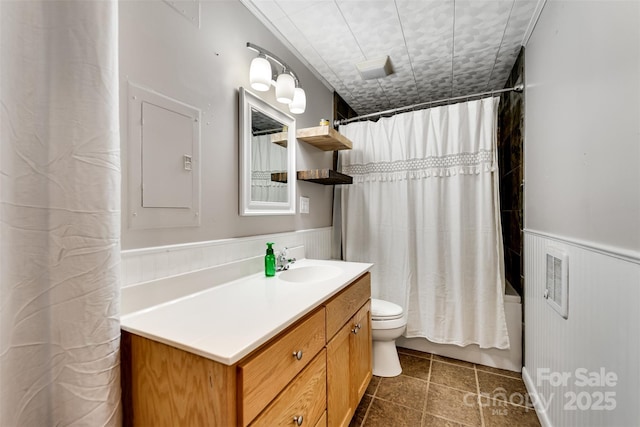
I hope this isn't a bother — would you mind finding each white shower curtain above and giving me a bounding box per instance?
[251,134,288,203]
[339,98,509,349]
[1,1,122,425]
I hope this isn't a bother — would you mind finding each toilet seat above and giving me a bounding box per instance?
[371,298,404,321]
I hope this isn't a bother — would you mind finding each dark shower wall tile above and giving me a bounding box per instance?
[500,212,512,254]
[497,134,512,175]
[499,170,522,212]
[506,248,523,296]
[511,169,523,211]
[501,210,522,253]
[503,247,523,296]
[498,47,524,298]
[499,169,522,212]
[509,132,523,169]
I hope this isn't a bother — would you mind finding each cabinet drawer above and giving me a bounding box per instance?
[250,349,327,427]
[324,273,371,339]
[238,308,326,426]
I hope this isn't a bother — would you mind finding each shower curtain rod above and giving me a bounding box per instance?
[334,83,524,126]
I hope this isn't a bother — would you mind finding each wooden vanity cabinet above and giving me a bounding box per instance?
[325,273,373,427]
[121,272,372,427]
[121,332,238,426]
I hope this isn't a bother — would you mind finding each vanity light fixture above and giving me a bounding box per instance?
[247,42,306,114]
[275,72,295,104]
[289,87,306,114]
[249,55,272,92]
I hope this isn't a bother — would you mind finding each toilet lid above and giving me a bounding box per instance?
[371,298,404,320]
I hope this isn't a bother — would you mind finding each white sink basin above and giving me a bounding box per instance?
[278,265,343,283]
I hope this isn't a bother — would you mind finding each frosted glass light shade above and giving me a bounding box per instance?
[289,88,306,114]
[275,73,295,104]
[250,57,272,92]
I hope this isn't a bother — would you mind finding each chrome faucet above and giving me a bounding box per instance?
[276,247,296,271]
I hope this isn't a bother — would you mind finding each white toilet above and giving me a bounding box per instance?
[370,298,407,377]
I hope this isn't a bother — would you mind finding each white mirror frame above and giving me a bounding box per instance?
[239,87,296,216]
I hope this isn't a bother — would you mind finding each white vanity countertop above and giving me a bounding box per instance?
[120,259,373,365]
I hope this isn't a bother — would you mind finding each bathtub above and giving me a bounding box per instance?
[395,280,522,372]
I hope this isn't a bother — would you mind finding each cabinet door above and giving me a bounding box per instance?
[326,323,352,427]
[350,301,372,405]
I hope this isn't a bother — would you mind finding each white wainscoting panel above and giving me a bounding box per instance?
[121,227,332,287]
[524,231,640,426]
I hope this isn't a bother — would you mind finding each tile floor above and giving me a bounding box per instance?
[350,348,541,427]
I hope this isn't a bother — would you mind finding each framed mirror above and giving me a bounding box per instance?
[239,87,296,215]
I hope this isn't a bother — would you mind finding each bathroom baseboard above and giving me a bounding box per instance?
[522,366,552,427]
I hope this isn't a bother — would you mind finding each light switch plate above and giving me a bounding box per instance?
[300,196,310,214]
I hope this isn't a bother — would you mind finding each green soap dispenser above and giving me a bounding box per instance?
[265,242,276,277]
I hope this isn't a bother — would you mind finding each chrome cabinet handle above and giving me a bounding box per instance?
[293,350,303,360]
[293,415,303,425]
[356,323,362,330]
[351,326,358,334]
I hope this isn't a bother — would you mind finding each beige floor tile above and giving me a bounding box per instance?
[357,355,539,427]
[425,383,481,426]
[400,353,431,381]
[432,354,475,368]
[481,397,541,427]
[429,361,477,393]
[397,347,432,360]
[477,371,533,408]
[366,376,381,396]
[475,364,522,379]
[350,394,372,427]
[376,375,428,411]
[422,412,467,426]
[363,398,423,427]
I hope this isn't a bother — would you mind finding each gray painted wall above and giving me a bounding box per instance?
[525,0,640,252]
[120,0,334,250]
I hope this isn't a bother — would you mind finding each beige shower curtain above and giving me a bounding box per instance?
[1,1,122,424]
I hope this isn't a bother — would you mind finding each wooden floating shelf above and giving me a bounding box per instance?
[270,132,288,147]
[271,169,353,185]
[296,169,353,185]
[270,172,288,183]
[296,125,353,151]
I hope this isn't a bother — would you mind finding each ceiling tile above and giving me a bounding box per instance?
[247,0,539,116]
[250,0,287,22]
[276,0,320,17]
[336,0,407,58]
[284,2,366,85]
[395,0,455,63]
[489,42,522,88]
[502,0,538,46]
[453,1,513,54]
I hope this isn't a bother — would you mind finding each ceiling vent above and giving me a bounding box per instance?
[356,56,393,80]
